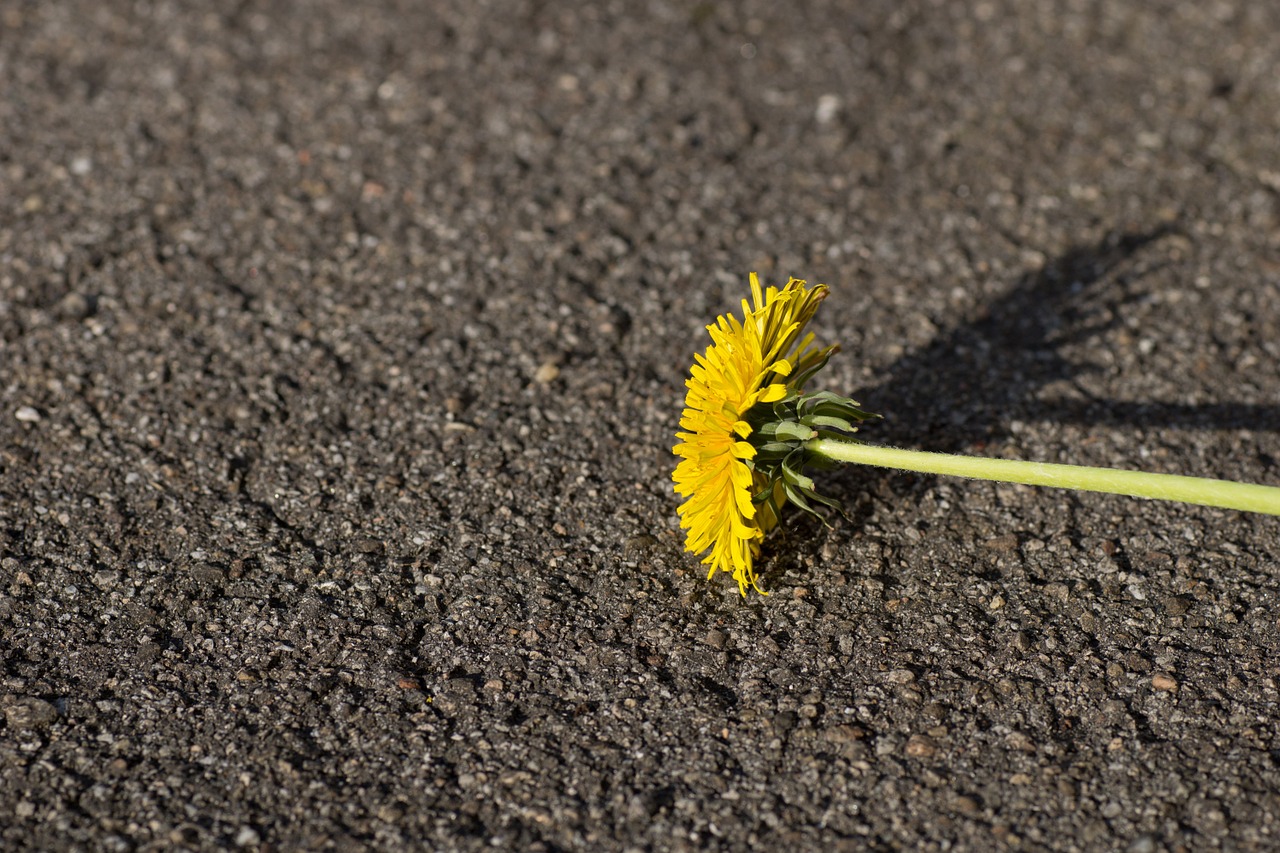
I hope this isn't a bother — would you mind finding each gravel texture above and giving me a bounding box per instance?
[2,1,1279,850]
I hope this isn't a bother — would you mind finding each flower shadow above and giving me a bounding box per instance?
[851,224,1280,454]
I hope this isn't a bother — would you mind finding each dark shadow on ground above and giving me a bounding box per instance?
[854,225,1280,452]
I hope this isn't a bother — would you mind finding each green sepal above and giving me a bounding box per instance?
[780,456,815,491]
[755,441,801,455]
[782,481,816,515]
[800,414,861,433]
[772,421,817,442]
[741,384,881,525]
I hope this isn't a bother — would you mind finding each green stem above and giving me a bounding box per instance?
[806,438,1280,516]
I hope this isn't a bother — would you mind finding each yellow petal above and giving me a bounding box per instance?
[759,383,787,403]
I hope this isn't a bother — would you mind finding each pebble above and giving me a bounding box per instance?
[624,534,658,556]
[884,669,916,685]
[190,563,227,586]
[1005,731,1036,753]
[1152,673,1178,692]
[234,826,261,847]
[1043,582,1070,602]
[815,93,840,124]
[534,362,560,384]
[3,695,58,730]
[984,534,1019,552]
[55,292,93,320]
[15,406,41,423]
[704,629,728,650]
[905,734,938,757]
[823,724,866,744]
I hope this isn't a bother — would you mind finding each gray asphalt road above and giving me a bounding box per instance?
[3,1,1279,849]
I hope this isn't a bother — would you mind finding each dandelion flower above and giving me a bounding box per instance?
[672,273,1280,598]
[672,274,836,595]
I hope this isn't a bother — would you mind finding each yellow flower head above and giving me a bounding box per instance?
[672,274,836,595]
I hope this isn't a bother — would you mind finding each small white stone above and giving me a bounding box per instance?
[70,156,92,176]
[234,826,261,847]
[15,406,40,423]
[815,94,841,124]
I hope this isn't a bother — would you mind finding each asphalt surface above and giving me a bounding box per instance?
[3,1,1280,850]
